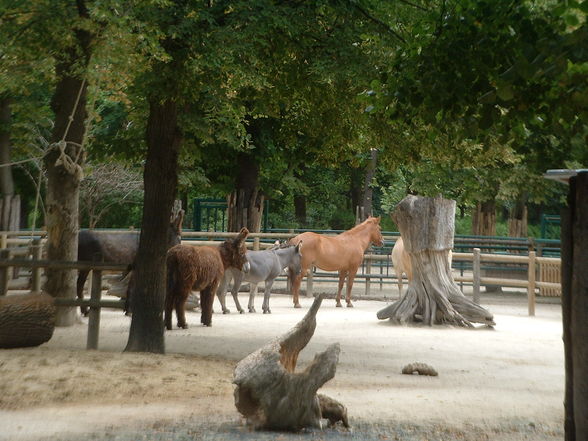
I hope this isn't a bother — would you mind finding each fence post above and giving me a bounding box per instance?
[31,239,43,293]
[306,267,313,298]
[528,251,536,317]
[87,269,102,350]
[253,237,260,251]
[0,249,9,295]
[473,248,481,304]
[0,234,6,250]
[364,255,371,297]
[380,255,384,291]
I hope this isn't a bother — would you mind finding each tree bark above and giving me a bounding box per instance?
[294,194,307,226]
[0,96,20,231]
[360,148,378,220]
[124,99,182,354]
[227,151,264,233]
[233,294,341,431]
[562,172,588,440]
[44,6,93,327]
[472,199,496,236]
[349,165,363,219]
[0,293,56,348]
[377,195,494,327]
[293,166,307,226]
[508,195,528,237]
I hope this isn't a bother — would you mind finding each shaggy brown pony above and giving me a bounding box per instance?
[165,228,249,329]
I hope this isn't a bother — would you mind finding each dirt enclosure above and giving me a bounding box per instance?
[0,288,564,441]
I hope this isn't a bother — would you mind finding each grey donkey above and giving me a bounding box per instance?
[216,241,302,314]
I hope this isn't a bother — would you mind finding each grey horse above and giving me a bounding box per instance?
[216,242,302,314]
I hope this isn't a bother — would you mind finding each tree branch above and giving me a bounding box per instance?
[398,0,429,12]
[353,4,406,44]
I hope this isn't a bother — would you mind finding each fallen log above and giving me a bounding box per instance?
[233,294,342,431]
[0,292,56,348]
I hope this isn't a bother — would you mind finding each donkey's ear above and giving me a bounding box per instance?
[237,227,249,241]
[172,209,185,233]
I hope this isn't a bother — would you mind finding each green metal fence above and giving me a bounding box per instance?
[192,198,270,232]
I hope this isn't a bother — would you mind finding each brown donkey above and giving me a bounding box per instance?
[165,228,250,329]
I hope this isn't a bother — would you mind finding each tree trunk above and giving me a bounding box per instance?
[360,148,378,220]
[233,294,341,431]
[124,99,182,354]
[44,15,92,326]
[293,166,307,226]
[0,293,56,348]
[561,171,588,440]
[349,165,363,220]
[472,199,496,236]
[377,195,494,327]
[227,151,264,233]
[508,195,528,237]
[0,96,20,231]
[294,194,307,226]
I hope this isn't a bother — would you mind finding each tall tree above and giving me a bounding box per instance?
[124,0,193,353]
[0,96,19,231]
[42,1,94,326]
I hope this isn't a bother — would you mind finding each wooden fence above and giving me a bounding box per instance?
[0,232,562,342]
[0,258,127,350]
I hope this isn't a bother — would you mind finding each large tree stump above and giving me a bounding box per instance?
[0,292,56,348]
[233,294,341,431]
[378,195,494,327]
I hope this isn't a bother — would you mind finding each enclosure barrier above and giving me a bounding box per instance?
[0,231,561,339]
[0,258,127,350]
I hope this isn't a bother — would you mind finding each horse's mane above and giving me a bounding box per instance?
[340,217,378,236]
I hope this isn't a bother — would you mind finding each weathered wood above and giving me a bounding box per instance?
[561,182,574,441]
[31,239,43,293]
[564,172,588,440]
[0,292,56,348]
[306,267,313,298]
[527,251,536,316]
[0,249,9,295]
[233,294,341,431]
[364,255,372,297]
[87,270,102,350]
[473,248,481,305]
[377,195,494,327]
[0,258,127,271]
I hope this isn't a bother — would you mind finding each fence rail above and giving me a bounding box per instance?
[0,232,562,348]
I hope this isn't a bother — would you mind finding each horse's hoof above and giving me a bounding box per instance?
[223,309,230,314]
[239,309,245,314]
[346,302,354,308]
[263,309,271,314]
[179,324,188,329]
[202,323,211,327]
[336,303,342,308]
[294,303,302,309]
[249,308,256,313]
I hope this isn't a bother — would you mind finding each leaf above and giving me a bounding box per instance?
[496,83,514,101]
[564,13,580,27]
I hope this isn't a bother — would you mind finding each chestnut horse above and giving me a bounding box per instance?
[288,216,384,308]
[391,237,453,295]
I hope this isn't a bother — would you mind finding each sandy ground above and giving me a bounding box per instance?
[0,286,564,441]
